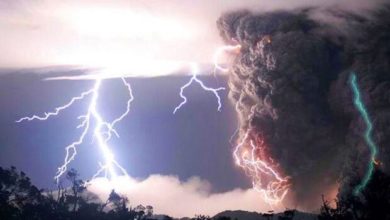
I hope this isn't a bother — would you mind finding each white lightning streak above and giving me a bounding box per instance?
[16,90,94,122]
[213,44,241,74]
[173,63,225,114]
[233,131,289,205]
[17,45,239,188]
[16,77,134,182]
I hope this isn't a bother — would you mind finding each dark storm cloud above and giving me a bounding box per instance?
[218,3,390,210]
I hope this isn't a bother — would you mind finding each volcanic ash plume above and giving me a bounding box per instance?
[217,5,390,210]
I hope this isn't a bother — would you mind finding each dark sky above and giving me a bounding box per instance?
[0,70,250,192]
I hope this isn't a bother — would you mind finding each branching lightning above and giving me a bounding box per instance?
[350,72,379,195]
[16,77,133,182]
[16,43,275,205]
[173,63,226,114]
[173,45,241,113]
[213,43,289,204]
[233,130,289,205]
[17,44,239,184]
[15,41,290,206]
[16,90,94,123]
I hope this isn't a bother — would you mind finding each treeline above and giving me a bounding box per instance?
[1,166,390,220]
[319,169,390,220]
[0,167,157,220]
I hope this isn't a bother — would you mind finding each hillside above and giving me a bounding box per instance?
[213,210,317,220]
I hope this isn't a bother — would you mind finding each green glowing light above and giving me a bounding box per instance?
[350,72,378,195]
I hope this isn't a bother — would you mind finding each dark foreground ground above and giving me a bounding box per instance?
[1,166,389,220]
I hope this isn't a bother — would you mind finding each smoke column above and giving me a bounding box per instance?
[217,4,390,210]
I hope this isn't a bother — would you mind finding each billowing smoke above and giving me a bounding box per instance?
[217,4,390,210]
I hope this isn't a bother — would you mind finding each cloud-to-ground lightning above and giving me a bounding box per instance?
[233,130,289,205]
[173,63,226,114]
[17,42,278,205]
[172,53,290,204]
[15,39,291,207]
[349,72,379,195]
[17,43,240,184]
[16,77,133,182]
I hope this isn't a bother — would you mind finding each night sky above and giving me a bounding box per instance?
[0,70,249,192]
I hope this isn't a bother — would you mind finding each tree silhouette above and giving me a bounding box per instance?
[0,166,45,219]
[3,165,388,220]
[319,168,390,220]
[65,169,86,212]
[0,166,155,220]
[193,214,211,220]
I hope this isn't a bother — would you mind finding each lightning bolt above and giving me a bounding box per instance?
[173,45,241,113]
[213,44,241,74]
[16,77,133,182]
[233,130,289,205]
[173,63,226,114]
[350,72,379,195]
[16,45,240,189]
[214,44,289,204]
